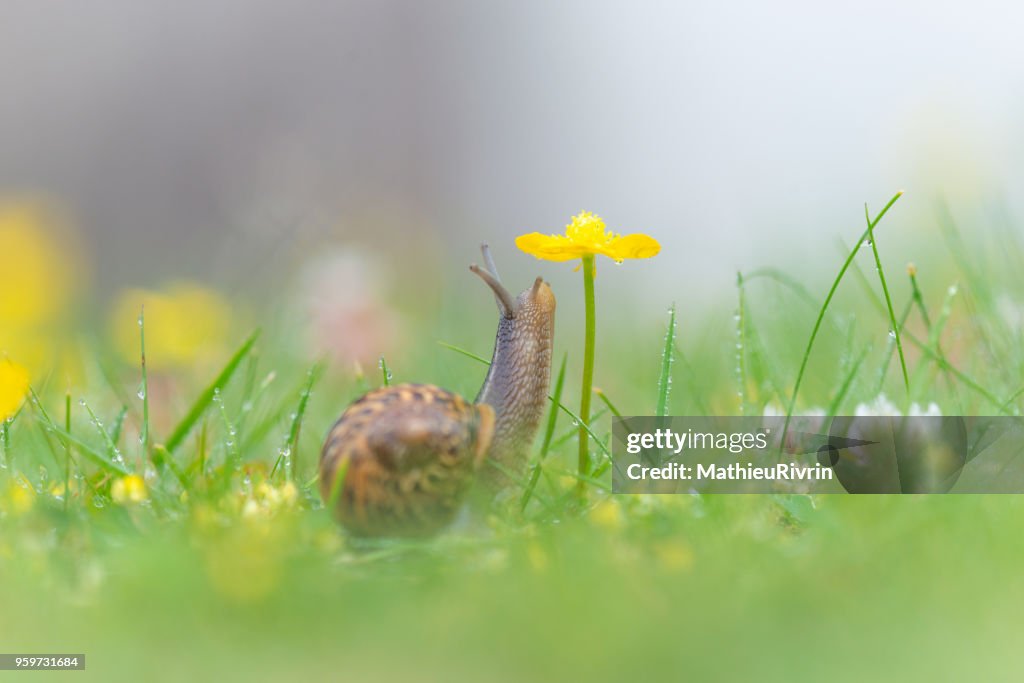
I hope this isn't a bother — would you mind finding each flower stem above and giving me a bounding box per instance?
[577,254,596,497]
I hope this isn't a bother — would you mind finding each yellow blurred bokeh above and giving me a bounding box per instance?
[110,282,231,371]
[0,358,30,422]
[0,198,87,383]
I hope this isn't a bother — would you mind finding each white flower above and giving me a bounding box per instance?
[854,393,941,417]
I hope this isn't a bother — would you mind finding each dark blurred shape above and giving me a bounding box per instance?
[829,416,968,493]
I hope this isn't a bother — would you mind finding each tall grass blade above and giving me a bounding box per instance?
[274,361,324,480]
[864,201,909,392]
[139,306,151,457]
[657,302,677,417]
[780,191,903,453]
[29,390,129,476]
[164,330,260,453]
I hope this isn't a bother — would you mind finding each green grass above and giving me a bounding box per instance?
[3,195,1024,681]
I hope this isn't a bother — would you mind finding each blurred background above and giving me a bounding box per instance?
[2,0,1024,379]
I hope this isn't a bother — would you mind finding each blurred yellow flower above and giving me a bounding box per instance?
[244,479,301,519]
[588,498,625,532]
[0,199,87,381]
[111,474,147,505]
[0,201,81,326]
[526,541,550,573]
[110,282,231,370]
[2,476,36,516]
[48,479,78,500]
[516,211,660,264]
[0,358,30,422]
[653,539,694,572]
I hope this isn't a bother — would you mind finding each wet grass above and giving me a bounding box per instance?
[2,196,1024,681]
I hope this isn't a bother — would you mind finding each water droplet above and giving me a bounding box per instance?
[136,382,146,400]
[386,371,394,381]
[571,419,580,426]
[78,399,87,407]
[888,329,896,339]
[862,239,873,247]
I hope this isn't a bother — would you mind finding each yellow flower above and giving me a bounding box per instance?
[588,498,625,532]
[111,474,148,505]
[516,211,660,264]
[0,199,88,381]
[2,476,36,516]
[0,358,30,422]
[0,200,82,327]
[110,281,231,370]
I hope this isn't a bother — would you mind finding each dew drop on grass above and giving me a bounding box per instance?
[888,329,896,339]
[136,382,146,400]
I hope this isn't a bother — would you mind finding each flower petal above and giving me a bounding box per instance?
[605,233,661,260]
[515,233,589,261]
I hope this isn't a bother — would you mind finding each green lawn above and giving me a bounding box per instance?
[3,196,1024,681]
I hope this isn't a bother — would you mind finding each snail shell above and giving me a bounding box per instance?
[320,384,495,537]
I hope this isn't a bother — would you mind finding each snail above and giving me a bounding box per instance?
[319,245,555,537]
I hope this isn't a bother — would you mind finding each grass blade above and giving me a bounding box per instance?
[826,344,871,417]
[29,390,129,475]
[864,201,909,392]
[436,341,490,365]
[79,398,127,471]
[64,392,72,510]
[593,388,622,418]
[164,329,261,453]
[657,302,677,417]
[780,191,903,453]
[326,457,350,511]
[139,306,151,457]
[539,353,567,459]
[273,362,324,480]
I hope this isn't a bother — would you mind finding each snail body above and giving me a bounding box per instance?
[319,247,555,537]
